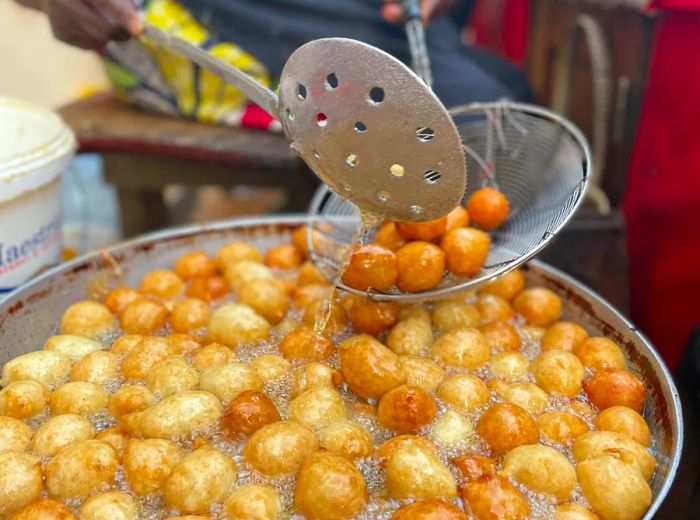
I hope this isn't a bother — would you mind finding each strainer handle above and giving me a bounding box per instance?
[142,23,280,116]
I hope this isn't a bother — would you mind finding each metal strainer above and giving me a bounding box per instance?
[308,101,591,301]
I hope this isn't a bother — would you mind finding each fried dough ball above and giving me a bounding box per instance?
[375,221,407,252]
[32,414,95,456]
[123,438,183,496]
[0,380,49,419]
[480,321,521,351]
[345,296,400,336]
[110,334,143,355]
[437,374,489,413]
[387,318,434,356]
[43,335,102,362]
[0,452,43,517]
[2,350,70,387]
[10,499,77,520]
[513,287,562,327]
[339,335,405,399]
[386,443,457,499]
[216,241,263,270]
[302,298,348,335]
[166,333,202,355]
[290,362,343,398]
[467,187,510,229]
[430,327,490,369]
[378,384,437,433]
[497,382,549,416]
[192,342,238,370]
[120,336,177,380]
[521,324,547,341]
[477,403,539,455]
[342,244,398,292]
[224,484,281,520]
[572,431,656,481]
[392,499,468,520]
[319,420,374,460]
[479,268,526,301]
[244,420,318,476]
[475,294,513,324]
[0,416,32,453]
[95,428,129,453]
[59,300,115,338]
[221,390,281,438]
[432,301,480,333]
[186,275,229,302]
[170,298,210,333]
[236,279,289,325]
[399,355,445,393]
[250,354,291,380]
[206,304,270,347]
[503,444,577,502]
[80,491,137,520]
[49,381,108,416]
[69,350,119,384]
[103,287,145,315]
[396,216,448,241]
[489,352,529,382]
[396,242,446,292]
[109,384,155,418]
[584,368,645,412]
[446,204,470,231]
[451,454,496,481]
[295,450,368,520]
[536,412,589,445]
[541,321,589,351]
[460,475,530,520]
[376,435,437,462]
[164,447,237,514]
[440,227,490,278]
[140,269,184,298]
[223,260,274,291]
[595,406,651,446]
[576,455,651,520]
[120,300,169,335]
[296,261,329,287]
[429,409,473,448]
[45,440,118,499]
[289,386,347,430]
[134,391,223,439]
[174,250,216,280]
[290,226,314,260]
[531,350,585,397]
[398,304,432,324]
[554,503,600,520]
[147,356,199,398]
[292,283,332,311]
[574,337,627,372]
[199,362,264,405]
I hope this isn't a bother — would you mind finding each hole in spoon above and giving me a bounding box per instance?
[369,87,385,104]
[390,164,405,177]
[416,127,434,142]
[410,205,423,215]
[316,113,327,127]
[346,153,359,167]
[377,191,390,202]
[424,170,441,184]
[326,73,339,89]
[297,84,307,100]
[354,122,367,133]
[313,150,321,159]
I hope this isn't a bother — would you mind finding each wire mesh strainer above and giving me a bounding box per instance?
[308,101,591,301]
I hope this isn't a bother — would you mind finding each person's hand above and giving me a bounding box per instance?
[45,0,142,51]
[381,0,458,24]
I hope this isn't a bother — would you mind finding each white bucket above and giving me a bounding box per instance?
[0,97,76,294]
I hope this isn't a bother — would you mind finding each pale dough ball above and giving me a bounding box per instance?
[223,484,281,520]
[59,300,115,338]
[250,354,291,380]
[290,362,343,398]
[95,428,130,453]
[572,431,656,481]
[503,444,577,502]
[0,451,43,517]
[43,335,102,362]
[2,350,71,387]
[33,414,95,456]
[0,380,49,419]
[80,491,137,520]
[497,382,550,416]
[70,350,119,385]
[216,241,263,270]
[399,355,446,393]
[134,391,223,440]
[386,318,433,356]
[146,356,199,398]
[432,301,480,333]
[536,411,590,445]
[120,336,177,381]
[429,409,474,448]
[238,278,290,325]
[45,440,118,499]
[430,327,489,369]
[206,304,270,347]
[288,386,347,430]
[437,374,489,413]
[386,443,457,499]
[489,352,529,382]
[192,343,239,370]
[223,260,274,291]
[123,438,183,496]
[244,420,318,476]
[554,503,600,520]
[398,304,432,324]
[199,362,264,405]
[531,350,585,397]
[109,384,156,418]
[49,381,108,415]
[319,420,374,460]
[0,416,32,453]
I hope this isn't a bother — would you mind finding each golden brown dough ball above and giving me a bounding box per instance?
[460,474,530,520]
[430,327,490,369]
[479,268,525,301]
[95,428,129,453]
[120,299,169,335]
[375,221,407,252]
[392,499,468,520]
[376,435,437,463]
[489,352,529,382]
[238,279,290,325]
[446,204,470,230]
[224,484,281,520]
[342,244,398,292]
[135,391,223,440]
[110,334,143,355]
[595,406,651,446]
[2,350,70,387]
[429,409,473,448]
[146,356,199,398]
[174,250,216,280]
[140,269,184,299]
[398,304,432,324]
[386,443,457,499]
[45,440,118,499]
[279,326,334,362]
[123,438,183,496]
[43,335,102,362]
[0,416,32,453]
[541,321,589,352]
[296,261,329,287]
[103,286,145,315]
[244,420,318,476]
[80,491,137,520]
[437,374,488,413]
[432,301,480,333]
[120,336,177,380]
[199,362,264,405]
[475,294,513,325]
[59,300,115,338]
[466,187,510,229]
[169,298,210,333]
[186,275,230,302]
[250,354,291,380]
[584,368,645,412]
[576,455,651,520]
[295,450,368,520]
[302,298,348,335]
[378,384,437,433]
[167,333,202,355]
[223,260,275,291]
[192,342,238,370]
[49,382,108,416]
[396,216,448,241]
[216,241,263,270]
[32,414,95,456]
[440,227,491,277]
[319,420,374,460]
[536,411,589,445]
[480,320,521,352]
[221,390,281,438]
[451,454,496,481]
[292,283,332,310]
[399,355,445,393]
[574,337,627,372]
[69,350,119,385]
[0,452,43,517]
[554,503,600,520]
[345,295,400,336]
[0,380,49,419]
[477,403,539,455]
[10,498,77,520]
[503,444,577,502]
[290,362,343,398]
[265,243,303,269]
[164,447,237,515]
[572,431,656,481]
[289,386,348,430]
[531,350,585,397]
[513,287,562,327]
[109,384,155,418]
[497,382,549,416]
[206,303,270,347]
[396,242,446,292]
[339,335,405,399]
[387,318,433,356]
